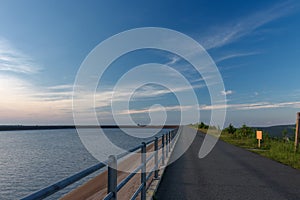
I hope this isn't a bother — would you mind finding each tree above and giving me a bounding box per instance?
[235,124,253,138]
[225,123,236,134]
[198,122,208,129]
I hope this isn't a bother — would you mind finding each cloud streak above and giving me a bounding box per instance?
[200,101,300,111]
[216,52,260,63]
[200,1,297,49]
[221,90,234,96]
[117,105,194,115]
[0,38,40,74]
[0,74,74,124]
[162,2,296,77]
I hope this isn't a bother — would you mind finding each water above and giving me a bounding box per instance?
[0,128,170,200]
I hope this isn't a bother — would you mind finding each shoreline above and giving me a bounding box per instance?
[0,125,179,132]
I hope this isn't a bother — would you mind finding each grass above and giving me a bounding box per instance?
[220,132,300,170]
[190,124,300,170]
[256,140,300,169]
[220,133,257,149]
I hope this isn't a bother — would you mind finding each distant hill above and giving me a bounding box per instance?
[252,124,296,138]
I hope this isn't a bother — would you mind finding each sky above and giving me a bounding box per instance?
[0,0,300,127]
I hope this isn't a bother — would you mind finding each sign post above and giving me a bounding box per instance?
[256,130,262,148]
[294,112,300,151]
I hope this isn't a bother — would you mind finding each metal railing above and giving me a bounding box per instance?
[21,129,179,200]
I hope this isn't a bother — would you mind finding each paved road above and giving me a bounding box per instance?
[155,129,300,200]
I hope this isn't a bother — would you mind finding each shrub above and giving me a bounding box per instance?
[234,124,254,139]
[198,122,209,129]
[224,123,236,134]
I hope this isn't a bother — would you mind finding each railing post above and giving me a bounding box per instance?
[168,131,171,152]
[165,133,169,158]
[170,130,174,148]
[162,134,165,165]
[108,155,117,200]
[154,137,159,178]
[295,112,300,151]
[141,142,146,200]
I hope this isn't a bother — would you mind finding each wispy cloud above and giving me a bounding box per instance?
[166,55,182,65]
[132,84,204,99]
[93,83,204,107]
[216,52,260,63]
[33,87,73,101]
[221,90,234,96]
[0,74,73,124]
[118,105,194,115]
[47,84,73,90]
[200,101,300,111]
[200,1,297,49]
[162,2,294,84]
[0,37,75,123]
[0,38,40,74]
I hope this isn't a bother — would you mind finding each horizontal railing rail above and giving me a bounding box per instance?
[21,129,179,200]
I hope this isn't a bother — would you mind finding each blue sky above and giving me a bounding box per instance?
[0,0,300,127]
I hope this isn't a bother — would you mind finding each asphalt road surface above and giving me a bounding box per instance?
[155,129,300,200]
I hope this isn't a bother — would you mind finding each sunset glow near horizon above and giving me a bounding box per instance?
[0,0,300,127]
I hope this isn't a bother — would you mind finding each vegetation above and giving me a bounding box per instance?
[198,122,209,129]
[191,122,300,170]
[221,123,300,169]
[224,123,236,134]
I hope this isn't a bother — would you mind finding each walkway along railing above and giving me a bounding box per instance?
[21,129,180,200]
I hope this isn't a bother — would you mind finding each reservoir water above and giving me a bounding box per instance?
[0,128,170,199]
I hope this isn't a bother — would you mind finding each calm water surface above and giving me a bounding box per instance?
[0,128,169,199]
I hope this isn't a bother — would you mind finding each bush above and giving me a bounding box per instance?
[224,123,236,134]
[198,122,209,129]
[234,124,254,139]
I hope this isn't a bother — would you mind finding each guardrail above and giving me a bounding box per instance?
[21,129,179,200]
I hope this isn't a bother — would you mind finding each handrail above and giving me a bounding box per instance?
[21,162,107,200]
[130,183,144,200]
[116,144,144,160]
[146,151,156,163]
[103,192,114,200]
[116,163,143,192]
[21,129,179,200]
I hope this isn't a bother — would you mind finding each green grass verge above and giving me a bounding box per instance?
[191,125,300,170]
[220,132,300,170]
